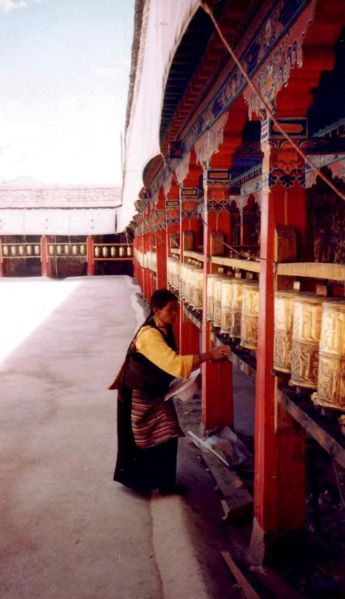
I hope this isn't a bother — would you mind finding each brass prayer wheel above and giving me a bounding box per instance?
[102,246,109,257]
[34,245,40,256]
[229,279,246,339]
[10,245,16,256]
[119,246,125,257]
[80,244,86,256]
[273,290,297,373]
[206,274,223,322]
[72,245,78,256]
[64,244,70,256]
[56,244,62,256]
[18,245,24,256]
[94,246,100,257]
[192,268,203,310]
[240,281,259,350]
[110,246,116,257]
[2,245,9,256]
[315,300,345,410]
[48,244,55,256]
[290,294,323,389]
[127,246,133,257]
[220,278,234,334]
[213,276,228,328]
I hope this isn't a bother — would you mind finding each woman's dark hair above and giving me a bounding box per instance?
[149,288,177,313]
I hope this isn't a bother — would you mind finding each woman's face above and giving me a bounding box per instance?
[154,300,178,325]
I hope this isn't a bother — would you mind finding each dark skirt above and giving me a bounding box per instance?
[114,389,178,490]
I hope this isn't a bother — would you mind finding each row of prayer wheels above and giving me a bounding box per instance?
[1,244,41,257]
[180,263,203,310]
[94,245,132,258]
[274,292,345,411]
[49,244,86,257]
[207,274,259,350]
[145,250,157,271]
[167,257,180,290]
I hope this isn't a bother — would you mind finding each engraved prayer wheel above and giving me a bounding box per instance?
[56,244,62,256]
[119,246,125,257]
[64,244,70,256]
[126,245,133,257]
[102,246,109,258]
[229,279,246,339]
[290,294,323,389]
[34,245,40,256]
[213,276,228,328]
[80,244,86,256]
[110,246,116,257]
[206,274,223,322]
[10,245,16,256]
[18,245,24,256]
[72,245,78,256]
[273,290,297,373]
[94,246,100,257]
[2,245,9,256]
[192,268,203,310]
[220,278,234,334]
[315,300,345,409]
[48,244,55,256]
[240,281,259,350]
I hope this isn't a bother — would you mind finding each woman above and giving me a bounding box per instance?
[110,288,230,494]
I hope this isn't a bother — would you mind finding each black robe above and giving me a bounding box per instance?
[113,319,180,490]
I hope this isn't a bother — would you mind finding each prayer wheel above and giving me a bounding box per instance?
[2,245,9,256]
[102,246,109,258]
[110,246,116,257]
[206,274,222,322]
[213,276,228,328]
[64,244,70,256]
[34,245,40,256]
[48,244,55,256]
[10,245,16,257]
[18,245,24,256]
[56,244,62,256]
[229,279,246,339]
[72,245,78,256]
[273,290,297,373]
[240,281,259,350]
[290,294,323,389]
[80,244,86,256]
[220,278,234,334]
[119,246,125,257]
[94,246,100,257]
[315,300,345,409]
[192,268,203,310]
[127,246,133,257]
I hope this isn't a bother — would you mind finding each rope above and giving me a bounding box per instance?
[199,0,345,202]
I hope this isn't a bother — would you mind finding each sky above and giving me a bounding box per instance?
[0,0,134,186]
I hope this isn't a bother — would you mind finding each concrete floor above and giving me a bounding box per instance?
[0,276,240,599]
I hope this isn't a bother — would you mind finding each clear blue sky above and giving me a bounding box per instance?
[0,0,134,185]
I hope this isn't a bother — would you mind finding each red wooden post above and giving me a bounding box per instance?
[41,235,52,277]
[87,236,95,276]
[0,239,3,277]
[250,131,306,563]
[156,228,167,288]
[201,169,233,429]
[179,186,201,356]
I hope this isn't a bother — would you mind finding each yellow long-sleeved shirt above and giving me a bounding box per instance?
[135,326,194,379]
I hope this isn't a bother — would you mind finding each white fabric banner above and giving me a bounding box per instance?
[118,0,200,231]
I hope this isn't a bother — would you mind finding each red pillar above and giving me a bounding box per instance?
[179,186,201,356]
[87,236,95,276]
[251,130,306,562]
[0,239,3,277]
[41,236,52,277]
[201,169,233,429]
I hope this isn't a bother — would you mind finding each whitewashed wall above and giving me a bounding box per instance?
[0,209,117,235]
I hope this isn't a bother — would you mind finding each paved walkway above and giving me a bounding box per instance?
[0,276,239,599]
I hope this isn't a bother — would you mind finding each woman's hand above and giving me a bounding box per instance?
[210,345,230,361]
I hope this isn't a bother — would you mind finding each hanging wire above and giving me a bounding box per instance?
[199,0,345,203]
